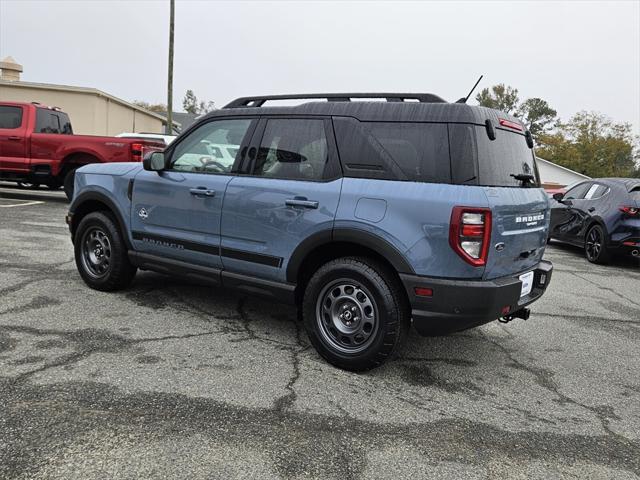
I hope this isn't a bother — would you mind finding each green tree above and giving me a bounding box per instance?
[475,84,520,114]
[517,97,557,139]
[198,100,216,114]
[182,89,199,114]
[537,111,639,178]
[132,100,167,113]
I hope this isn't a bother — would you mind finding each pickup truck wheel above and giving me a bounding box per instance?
[74,212,136,291]
[63,169,76,201]
[302,257,409,371]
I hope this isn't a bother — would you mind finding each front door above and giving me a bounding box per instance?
[130,117,257,269]
[0,105,27,171]
[549,181,591,243]
[221,117,342,283]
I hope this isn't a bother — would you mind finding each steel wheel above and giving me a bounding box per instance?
[80,227,112,278]
[585,226,603,262]
[316,279,379,354]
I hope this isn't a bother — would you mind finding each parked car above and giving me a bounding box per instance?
[66,93,553,371]
[549,178,640,263]
[116,132,176,146]
[0,102,165,200]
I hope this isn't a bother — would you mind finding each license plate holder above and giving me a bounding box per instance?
[519,271,534,297]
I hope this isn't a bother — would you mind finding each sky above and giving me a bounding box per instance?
[1,0,639,134]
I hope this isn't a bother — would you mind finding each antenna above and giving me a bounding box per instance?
[456,75,484,104]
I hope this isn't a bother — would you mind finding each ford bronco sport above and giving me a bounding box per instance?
[67,93,553,371]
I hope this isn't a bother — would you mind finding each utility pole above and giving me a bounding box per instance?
[166,0,175,134]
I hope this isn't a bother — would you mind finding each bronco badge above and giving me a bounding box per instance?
[138,208,148,219]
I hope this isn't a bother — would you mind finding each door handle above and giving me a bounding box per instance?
[588,207,595,213]
[286,198,319,209]
[8,136,21,141]
[190,187,216,197]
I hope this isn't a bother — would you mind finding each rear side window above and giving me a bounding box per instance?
[58,112,73,134]
[0,106,23,129]
[333,117,451,183]
[253,119,328,180]
[474,126,539,187]
[36,109,60,134]
[364,122,450,183]
[585,183,608,200]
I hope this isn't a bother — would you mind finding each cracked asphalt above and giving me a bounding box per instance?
[1,184,639,479]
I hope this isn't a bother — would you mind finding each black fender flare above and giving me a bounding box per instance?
[69,191,131,249]
[285,227,414,283]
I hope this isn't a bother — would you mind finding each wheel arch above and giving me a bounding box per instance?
[69,191,130,249]
[60,152,102,177]
[287,228,414,303]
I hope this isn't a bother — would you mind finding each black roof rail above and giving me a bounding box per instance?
[224,93,447,108]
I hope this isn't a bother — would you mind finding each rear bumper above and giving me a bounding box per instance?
[400,260,553,336]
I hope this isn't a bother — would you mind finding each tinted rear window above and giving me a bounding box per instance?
[630,187,640,201]
[0,106,23,129]
[35,109,73,134]
[475,126,539,187]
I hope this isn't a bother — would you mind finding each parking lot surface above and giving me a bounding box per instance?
[1,184,639,480]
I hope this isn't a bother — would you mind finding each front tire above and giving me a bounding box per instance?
[74,211,136,291]
[302,257,409,371]
[585,224,610,264]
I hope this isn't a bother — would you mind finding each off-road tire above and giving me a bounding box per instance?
[302,256,409,371]
[74,211,136,291]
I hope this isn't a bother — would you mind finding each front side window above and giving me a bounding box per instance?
[253,119,328,180]
[0,106,23,129]
[170,119,253,174]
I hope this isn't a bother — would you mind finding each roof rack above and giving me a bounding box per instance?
[224,93,447,108]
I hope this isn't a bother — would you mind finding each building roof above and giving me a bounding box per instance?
[535,157,591,180]
[0,79,179,127]
[157,111,200,132]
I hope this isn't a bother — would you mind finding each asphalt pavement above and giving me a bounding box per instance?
[1,183,639,479]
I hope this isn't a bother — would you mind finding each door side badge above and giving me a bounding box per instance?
[495,242,505,252]
[138,208,148,220]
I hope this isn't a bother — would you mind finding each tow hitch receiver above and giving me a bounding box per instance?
[499,307,531,324]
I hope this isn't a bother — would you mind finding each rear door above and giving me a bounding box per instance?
[465,124,551,279]
[130,117,257,269]
[0,105,27,171]
[220,117,342,283]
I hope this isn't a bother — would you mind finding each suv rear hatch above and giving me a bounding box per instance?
[451,122,549,280]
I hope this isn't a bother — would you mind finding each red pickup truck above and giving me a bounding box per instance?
[0,102,164,200]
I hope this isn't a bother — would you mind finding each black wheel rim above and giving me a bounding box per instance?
[315,279,379,354]
[80,227,112,278]
[586,227,602,261]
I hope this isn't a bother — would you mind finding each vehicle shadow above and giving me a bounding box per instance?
[548,240,640,270]
[126,271,499,374]
[0,187,68,204]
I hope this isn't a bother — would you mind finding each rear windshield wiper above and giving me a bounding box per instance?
[510,173,536,186]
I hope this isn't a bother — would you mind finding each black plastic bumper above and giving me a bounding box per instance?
[400,260,553,336]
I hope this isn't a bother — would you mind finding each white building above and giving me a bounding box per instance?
[536,157,590,189]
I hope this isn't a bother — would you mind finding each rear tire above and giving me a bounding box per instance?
[74,211,136,291]
[585,224,610,264]
[302,257,409,371]
[63,168,76,201]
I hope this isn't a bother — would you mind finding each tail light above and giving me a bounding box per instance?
[131,143,143,162]
[449,206,492,266]
[619,206,639,216]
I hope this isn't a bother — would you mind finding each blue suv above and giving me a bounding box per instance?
[67,93,553,371]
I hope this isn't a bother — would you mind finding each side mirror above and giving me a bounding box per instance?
[143,151,165,172]
[552,192,564,201]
